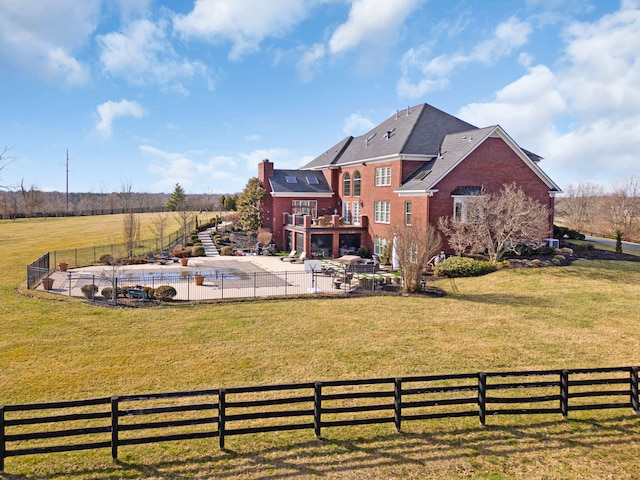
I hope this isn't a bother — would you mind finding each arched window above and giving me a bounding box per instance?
[342,172,351,197]
[353,171,361,196]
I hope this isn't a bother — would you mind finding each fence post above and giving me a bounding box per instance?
[478,373,486,426]
[285,272,288,295]
[1,406,5,471]
[560,370,569,419]
[253,272,257,298]
[631,367,639,415]
[111,397,119,460]
[314,382,322,438]
[218,389,226,450]
[394,378,402,432]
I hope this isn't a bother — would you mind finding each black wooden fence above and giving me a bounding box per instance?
[2,366,639,471]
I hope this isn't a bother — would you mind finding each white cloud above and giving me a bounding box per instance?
[328,0,419,55]
[397,16,533,98]
[173,0,309,61]
[296,43,326,83]
[343,112,376,136]
[98,19,206,88]
[245,134,263,142]
[454,3,640,186]
[141,145,300,193]
[240,148,301,171]
[95,100,146,138]
[0,0,98,86]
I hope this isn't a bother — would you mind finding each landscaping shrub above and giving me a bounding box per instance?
[184,241,194,247]
[80,284,98,299]
[172,249,191,258]
[220,246,233,256]
[554,225,585,241]
[434,256,507,277]
[99,254,114,265]
[191,245,205,257]
[100,287,126,299]
[357,246,370,258]
[142,286,154,299]
[155,285,177,301]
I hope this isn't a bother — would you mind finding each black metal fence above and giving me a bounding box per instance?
[1,366,638,471]
[26,220,197,289]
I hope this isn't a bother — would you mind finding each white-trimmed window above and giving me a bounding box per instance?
[374,201,391,223]
[292,200,317,218]
[353,171,361,196]
[352,200,361,225]
[342,172,351,197]
[342,201,352,224]
[404,201,412,226]
[374,236,388,256]
[375,167,391,186]
[453,196,483,223]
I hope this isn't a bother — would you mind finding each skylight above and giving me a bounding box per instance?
[285,176,297,184]
[306,176,319,185]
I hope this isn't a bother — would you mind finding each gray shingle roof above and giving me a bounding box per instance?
[302,103,477,169]
[396,126,495,193]
[269,170,332,194]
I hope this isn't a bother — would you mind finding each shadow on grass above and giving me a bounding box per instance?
[451,292,558,308]
[3,414,639,479]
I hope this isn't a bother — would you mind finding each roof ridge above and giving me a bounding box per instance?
[398,104,427,154]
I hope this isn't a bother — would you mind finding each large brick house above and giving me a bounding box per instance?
[258,103,560,259]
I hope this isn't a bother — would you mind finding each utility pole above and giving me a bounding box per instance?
[66,149,69,212]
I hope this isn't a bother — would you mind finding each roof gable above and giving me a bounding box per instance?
[302,103,477,169]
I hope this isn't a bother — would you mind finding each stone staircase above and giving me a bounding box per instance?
[197,228,219,256]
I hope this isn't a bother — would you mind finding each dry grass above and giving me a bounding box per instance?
[1,216,640,478]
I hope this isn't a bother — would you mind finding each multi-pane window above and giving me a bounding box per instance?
[374,167,391,186]
[374,236,389,256]
[342,201,352,224]
[405,201,412,225]
[353,171,361,196]
[292,200,317,218]
[374,201,391,223]
[342,173,351,196]
[453,196,483,223]
[352,200,361,225]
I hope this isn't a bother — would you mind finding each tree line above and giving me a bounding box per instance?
[556,177,640,244]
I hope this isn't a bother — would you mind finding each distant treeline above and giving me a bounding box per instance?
[0,190,230,220]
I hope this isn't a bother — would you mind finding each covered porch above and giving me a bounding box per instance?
[282,213,369,258]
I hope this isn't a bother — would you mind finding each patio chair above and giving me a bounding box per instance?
[291,251,307,263]
[280,250,297,262]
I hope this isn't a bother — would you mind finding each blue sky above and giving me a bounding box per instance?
[1,0,639,195]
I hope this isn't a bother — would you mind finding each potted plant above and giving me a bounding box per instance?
[180,257,189,266]
[41,277,55,290]
[194,273,205,286]
[58,262,68,272]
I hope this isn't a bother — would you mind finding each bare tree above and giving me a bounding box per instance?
[149,213,170,251]
[0,146,14,189]
[598,176,640,250]
[120,181,140,258]
[389,220,442,294]
[559,182,604,232]
[20,179,43,216]
[439,183,550,262]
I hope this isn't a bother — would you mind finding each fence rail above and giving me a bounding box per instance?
[2,366,638,471]
[25,219,199,289]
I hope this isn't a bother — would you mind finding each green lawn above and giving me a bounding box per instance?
[2,216,640,479]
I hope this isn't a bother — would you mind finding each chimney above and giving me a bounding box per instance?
[258,159,274,184]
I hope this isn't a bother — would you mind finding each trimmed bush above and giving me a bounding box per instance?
[80,284,99,299]
[99,254,114,265]
[357,246,370,258]
[155,285,177,301]
[100,287,126,299]
[220,246,233,256]
[191,245,206,257]
[434,256,507,278]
